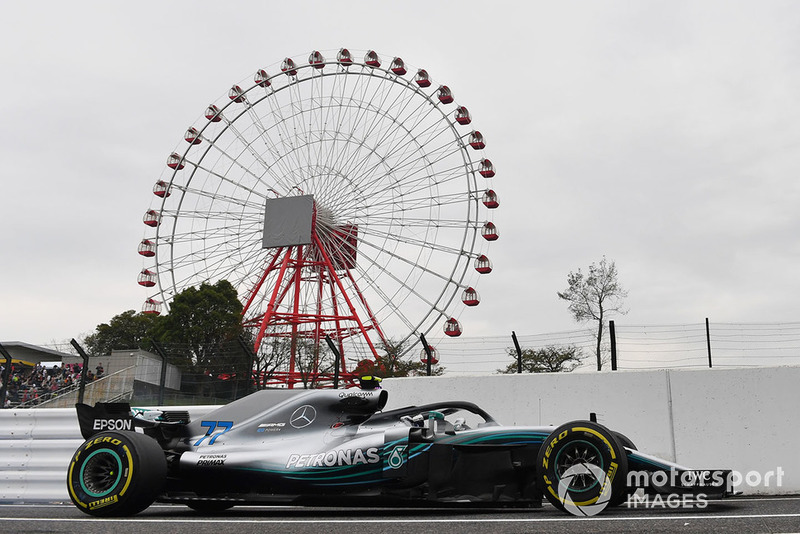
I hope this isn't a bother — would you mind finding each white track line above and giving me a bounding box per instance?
[1,514,800,524]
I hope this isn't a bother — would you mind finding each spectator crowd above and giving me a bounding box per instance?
[1,361,104,408]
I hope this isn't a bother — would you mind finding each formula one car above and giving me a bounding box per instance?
[67,380,732,516]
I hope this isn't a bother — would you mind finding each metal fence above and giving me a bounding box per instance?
[4,321,800,408]
[401,320,800,374]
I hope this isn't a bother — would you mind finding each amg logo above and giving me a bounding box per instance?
[93,419,132,431]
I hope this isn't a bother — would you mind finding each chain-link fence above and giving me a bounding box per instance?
[4,321,800,407]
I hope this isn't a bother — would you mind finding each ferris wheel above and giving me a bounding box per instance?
[138,48,499,382]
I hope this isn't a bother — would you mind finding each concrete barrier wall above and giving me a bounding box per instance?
[669,367,796,492]
[383,366,800,495]
[1,366,797,502]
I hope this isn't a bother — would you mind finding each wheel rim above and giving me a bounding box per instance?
[80,449,123,497]
[554,440,603,493]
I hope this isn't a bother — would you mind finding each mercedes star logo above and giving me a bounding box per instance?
[290,405,317,429]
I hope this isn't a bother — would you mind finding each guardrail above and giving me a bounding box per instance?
[0,405,216,502]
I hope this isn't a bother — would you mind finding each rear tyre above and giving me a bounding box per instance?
[537,420,628,516]
[67,431,167,516]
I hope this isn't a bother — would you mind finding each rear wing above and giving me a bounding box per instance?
[75,402,191,440]
[76,402,134,439]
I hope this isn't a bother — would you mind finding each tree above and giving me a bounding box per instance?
[498,345,583,374]
[251,336,290,390]
[292,338,336,389]
[371,339,444,377]
[83,310,161,356]
[348,339,445,378]
[557,257,627,371]
[150,280,244,370]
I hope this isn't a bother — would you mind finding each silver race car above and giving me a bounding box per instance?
[67,379,731,516]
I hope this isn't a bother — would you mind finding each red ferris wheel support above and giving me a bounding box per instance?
[240,198,388,388]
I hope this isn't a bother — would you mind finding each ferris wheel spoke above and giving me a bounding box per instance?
[306,74,325,172]
[357,224,471,259]
[356,231,463,288]
[183,150,270,201]
[346,137,468,203]
[356,183,474,217]
[325,76,402,179]
[328,71,392,174]
[286,78,315,182]
[210,246,271,288]
[164,258,259,304]
[375,133,468,185]
[163,232,257,273]
[255,88,311,189]
[216,116,277,178]
[333,97,437,187]
[359,216,475,230]
[313,73,344,176]
[306,97,412,194]
[317,69,352,176]
[341,78,415,167]
[161,210,265,224]
[365,170,475,217]
[339,87,450,181]
[169,184,267,213]
[329,68,364,165]
[162,217,262,242]
[349,242,453,332]
[349,96,442,177]
[162,237,261,277]
[237,101,304,192]
[322,71,378,174]
[164,236,265,292]
[346,264,421,333]
[316,229,424,301]
[250,79,334,193]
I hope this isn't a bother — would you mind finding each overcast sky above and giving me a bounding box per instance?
[2,1,798,363]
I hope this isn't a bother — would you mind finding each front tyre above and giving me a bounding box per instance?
[608,431,637,506]
[537,421,628,516]
[67,431,167,516]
